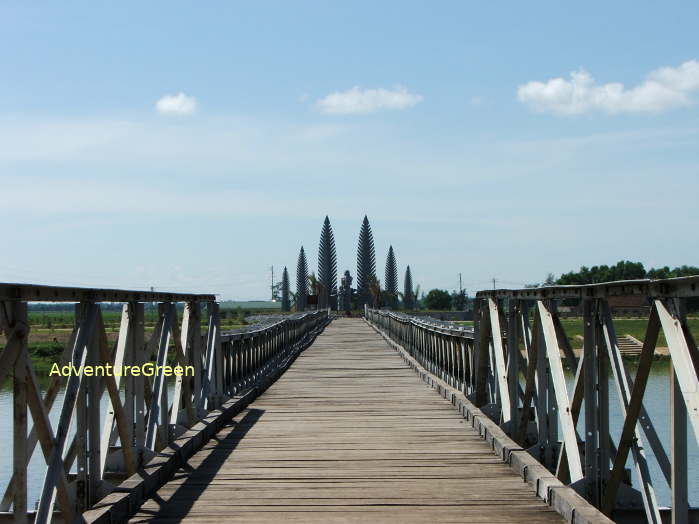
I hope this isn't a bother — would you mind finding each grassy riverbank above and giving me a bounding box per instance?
[1,308,263,374]
[456,317,699,350]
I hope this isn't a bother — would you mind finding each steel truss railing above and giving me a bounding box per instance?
[0,283,328,523]
[366,276,699,524]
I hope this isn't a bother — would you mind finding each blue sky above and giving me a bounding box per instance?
[1,1,698,299]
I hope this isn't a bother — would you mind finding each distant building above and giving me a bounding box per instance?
[558,295,650,317]
[607,295,650,317]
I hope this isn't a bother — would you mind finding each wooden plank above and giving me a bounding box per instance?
[130,319,564,524]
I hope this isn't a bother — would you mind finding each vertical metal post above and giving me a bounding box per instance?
[122,303,135,455]
[507,299,519,436]
[87,315,102,505]
[671,365,688,524]
[213,303,224,405]
[534,308,548,464]
[12,302,28,524]
[75,303,89,514]
[146,303,172,450]
[190,301,202,413]
[583,298,600,505]
[596,310,610,491]
[133,303,146,457]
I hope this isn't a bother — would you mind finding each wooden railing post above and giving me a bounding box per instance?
[11,302,28,524]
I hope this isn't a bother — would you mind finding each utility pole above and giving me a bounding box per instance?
[459,273,462,293]
[270,266,275,301]
[492,278,496,290]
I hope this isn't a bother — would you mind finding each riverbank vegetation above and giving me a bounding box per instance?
[456,317,698,350]
[0,307,279,374]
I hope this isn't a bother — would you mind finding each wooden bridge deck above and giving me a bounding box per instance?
[130,318,564,523]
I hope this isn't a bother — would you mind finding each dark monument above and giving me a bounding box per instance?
[338,270,354,313]
[281,266,290,312]
[296,246,308,311]
[384,245,398,308]
[318,216,338,309]
[356,215,376,307]
[403,265,414,310]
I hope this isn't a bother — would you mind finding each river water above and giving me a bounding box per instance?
[0,362,696,510]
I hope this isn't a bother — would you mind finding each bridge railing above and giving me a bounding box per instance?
[365,309,476,392]
[0,283,327,523]
[367,276,699,524]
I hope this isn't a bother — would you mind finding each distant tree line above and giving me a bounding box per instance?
[532,260,699,311]
[414,288,468,311]
[550,260,699,286]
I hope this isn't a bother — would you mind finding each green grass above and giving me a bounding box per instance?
[458,317,699,349]
[28,310,253,331]
[28,342,64,373]
[220,300,281,310]
[557,318,686,348]
[17,308,256,373]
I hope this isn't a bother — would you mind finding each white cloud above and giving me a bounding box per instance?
[517,60,699,115]
[155,92,198,115]
[316,86,423,114]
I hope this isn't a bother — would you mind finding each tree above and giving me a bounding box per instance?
[544,273,556,285]
[356,215,376,307]
[308,272,321,296]
[403,266,414,309]
[271,281,282,302]
[424,289,452,310]
[367,275,382,308]
[296,246,308,311]
[647,265,699,279]
[281,267,290,312]
[557,260,646,285]
[384,246,398,308]
[451,289,467,311]
[318,216,337,309]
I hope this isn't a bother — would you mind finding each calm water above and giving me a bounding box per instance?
[0,375,176,511]
[0,363,696,509]
[564,360,699,509]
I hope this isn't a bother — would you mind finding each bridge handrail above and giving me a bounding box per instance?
[367,275,699,523]
[0,283,328,523]
[221,312,324,341]
[0,282,216,302]
[368,309,474,338]
[476,275,699,299]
